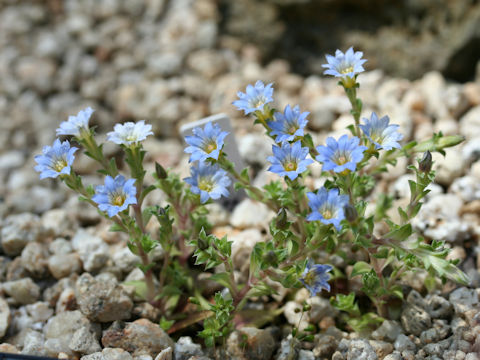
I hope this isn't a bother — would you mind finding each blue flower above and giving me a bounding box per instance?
[322,47,367,79]
[184,122,229,163]
[306,188,349,230]
[316,135,366,174]
[300,260,333,296]
[56,107,94,137]
[268,104,309,144]
[268,141,313,181]
[34,139,78,179]
[184,162,231,204]
[359,112,403,151]
[233,80,274,115]
[107,120,154,146]
[92,175,137,217]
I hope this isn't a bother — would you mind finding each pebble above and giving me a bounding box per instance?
[71,229,110,272]
[0,297,10,338]
[174,336,204,360]
[44,310,99,357]
[75,272,133,322]
[1,213,46,256]
[230,198,275,229]
[346,339,378,360]
[426,295,453,319]
[22,330,46,356]
[230,228,263,272]
[449,287,479,316]
[101,319,174,358]
[20,242,48,277]
[2,277,40,305]
[48,253,82,279]
[401,305,432,336]
[226,327,276,360]
[393,334,416,352]
[371,320,404,342]
[369,340,394,359]
[459,106,480,139]
[69,326,102,355]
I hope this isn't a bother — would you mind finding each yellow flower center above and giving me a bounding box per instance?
[254,99,265,108]
[125,134,137,142]
[336,155,348,165]
[322,209,333,219]
[112,194,126,206]
[340,66,354,74]
[303,269,316,286]
[288,125,298,135]
[284,161,297,171]
[205,142,217,154]
[53,158,68,172]
[198,178,214,192]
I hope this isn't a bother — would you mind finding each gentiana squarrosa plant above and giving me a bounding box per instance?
[35,46,469,345]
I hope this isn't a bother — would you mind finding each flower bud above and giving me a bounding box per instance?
[263,250,278,266]
[418,151,432,173]
[275,208,288,230]
[197,236,209,251]
[344,204,358,223]
[155,162,167,179]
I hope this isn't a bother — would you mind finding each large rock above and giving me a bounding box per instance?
[75,273,133,323]
[101,319,174,358]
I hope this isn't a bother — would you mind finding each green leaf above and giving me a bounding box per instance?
[159,317,174,331]
[210,273,233,291]
[385,224,412,242]
[123,280,147,299]
[351,261,373,278]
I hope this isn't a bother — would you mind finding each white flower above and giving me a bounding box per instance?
[107,120,154,146]
[56,107,94,137]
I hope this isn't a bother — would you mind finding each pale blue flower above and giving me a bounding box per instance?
[322,47,367,79]
[184,162,231,204]
[233,80,274,115]
[306,188,349,230]
[34,139,78,179]
[359,112,403,151]
[300,260,333,296]
[56,107,94,137]
[92,175,137,217]
[268,104,309,144]
[316,135,366,173]
[268,141,313,180]
[107,120,153,146]
[184,122,229,163]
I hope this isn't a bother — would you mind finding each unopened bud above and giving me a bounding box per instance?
[197,236,209,251]
[418,151,432,173]
[263,250,277,266]
[157,206,166,216]
[303,303,312,312]
[275,208,288,230]
[155,162,167,179]
[344,204,358,223]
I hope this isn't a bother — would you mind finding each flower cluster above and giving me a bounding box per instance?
[34,45,468,345]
